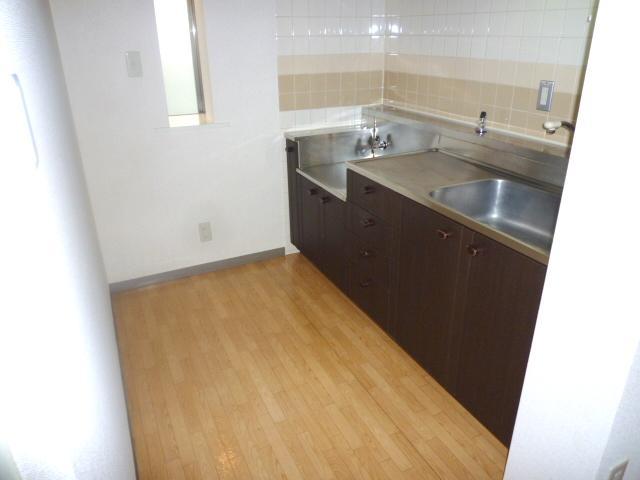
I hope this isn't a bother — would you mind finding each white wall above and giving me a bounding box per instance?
[504,1,640,478]
[0,1,135,478]
[597,345,640,479]
[49,0,287,283]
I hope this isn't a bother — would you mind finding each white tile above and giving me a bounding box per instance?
[340,0,357,16]
[522,10,544,35]
[386,35,400,54]
[474,13,491,35]
[420,35,434,55]
[445,14,461,35]
[504,11,524,36]
[435,0,448,15]
[486,36,503,59]
[476,0,492,13]
[545,0,567,9]
[432,36,446,55]
[460,13,475,35]
[470,36,487,58]
[371,0,385,15]
[277,36,294,55]
[277,17,293,37]
[519,37,540,62]
[447,0,462,14]
[308,36,325,54]
[524,0,546,9]
[421,15,435,34]
[433,15,446,34]
[279,111,296,129]
[508,0,526,10]
[325,36,341,53]
[295,109,311,126]
[541,9,565,36]
[566,0,590,7]
[355,0,372,16]
[355,35,371,52]
[325,0,341,13]
[292,17,310,36]
[558,37,586,64]
[309,108,327,125]
[491,0,508,11]
[308,1,326,16]
[292,0,308,16]
[563,9,589,37]
[538,37,560,63]
[489,11,507,35]
[457,36,472,57]
[308,17,326,35]
[460,0,477,13]
[293,36,309,54]
[325,17,341,35]
[445,37,458,56]
[371,35,385,52]
[423,0,436,14]
[276,0,293,16]
[501,36,521,61]
[341,35,358,53]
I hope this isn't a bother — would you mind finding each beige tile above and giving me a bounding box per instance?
[483,59,500,84]
[326,90,340,108]
[371,71,384,89]
[406,74,418,93]
[308,73,326,92]
[356,71,370,90]
[495,85,514,108]
[309,91,326,109]
[480,83,497,106]
[325,73,340,91]
[463,80,482,104]
[509,109,528,128]
[294,92,311,110]
[294,74,310,93]
[340,89,356,106]
[497,61,517,86]
[514,62,535,89]
[551,92,573,118]
[278,75,295,94]
[555,65,579,94]
[341,72,356,91]
[279,93,295,111]
[534,63,556,85]
[492,107,511,126]
[451,79,466,101]
[512,87,534,112]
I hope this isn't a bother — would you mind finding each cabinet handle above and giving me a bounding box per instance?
[308,188,318,196]
[320,196,330,204]
[363,185,375,195]
[467,245,482,257]
[285,146,294,153]
[359,279,373,288]
[361,218,376,228]
[437,229,452,240]
[359,249,374,258]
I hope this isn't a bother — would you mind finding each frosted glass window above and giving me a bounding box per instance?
[154,0,204,117]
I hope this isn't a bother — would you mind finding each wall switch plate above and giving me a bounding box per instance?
[198,222,212,242]
[125,51,143,78]
[537,80,555,112]
[609,460,629,480]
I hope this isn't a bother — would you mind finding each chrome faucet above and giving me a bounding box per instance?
[475,111,488,136]
[543,120,575,134]
[369,118,391,154]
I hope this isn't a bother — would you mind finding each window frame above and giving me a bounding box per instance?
[185,0,206,116]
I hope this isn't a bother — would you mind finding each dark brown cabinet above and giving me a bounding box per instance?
[287,160,547,447]
[297,174,347,290]
[396,199,464,389]
[452,229,546,446]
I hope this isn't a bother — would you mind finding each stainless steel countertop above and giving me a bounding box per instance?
[299,150,552,264]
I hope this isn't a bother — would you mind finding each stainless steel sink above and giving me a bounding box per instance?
[429,179,560,252]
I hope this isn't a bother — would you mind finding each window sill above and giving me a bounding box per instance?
[154,114,231,132]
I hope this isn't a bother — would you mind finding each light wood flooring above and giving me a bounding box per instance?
[113,253,507,479]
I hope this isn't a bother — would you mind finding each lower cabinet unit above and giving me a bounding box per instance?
[289,167,547,447]
[452,229,546,446]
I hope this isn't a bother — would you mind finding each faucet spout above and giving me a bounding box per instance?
[543,120,575,134]
[475,111,488,136]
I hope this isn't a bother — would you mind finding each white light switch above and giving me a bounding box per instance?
[125,51,143,78]
[537,80,555,112]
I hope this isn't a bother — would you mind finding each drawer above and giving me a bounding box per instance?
[348,231,386,265]
[348,170,401,224]
[348,245,389,330]
[347,202,389,253]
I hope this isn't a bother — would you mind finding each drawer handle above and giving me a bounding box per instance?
[320,196,330,204]
[437,229,452,240]
[359,279,373,288]
[467,245,482,257]
[285,146,294,153]
[361,218,376,228]
[308,188,318,196]
[359,249,374,258]
[363,185,375,195]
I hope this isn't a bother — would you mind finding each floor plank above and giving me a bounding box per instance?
[114,254,507,479]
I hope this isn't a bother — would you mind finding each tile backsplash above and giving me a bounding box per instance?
[277,0,598,144]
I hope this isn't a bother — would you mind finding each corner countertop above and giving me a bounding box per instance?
[298,150,553,264]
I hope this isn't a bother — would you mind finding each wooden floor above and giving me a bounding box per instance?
[113,254,507,479]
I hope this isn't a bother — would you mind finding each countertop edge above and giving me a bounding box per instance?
[346,161,551,266]
[296,168,347,201]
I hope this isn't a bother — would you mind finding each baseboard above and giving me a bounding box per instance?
[109,247,285,293]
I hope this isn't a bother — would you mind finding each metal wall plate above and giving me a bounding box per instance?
[537,80,555,112]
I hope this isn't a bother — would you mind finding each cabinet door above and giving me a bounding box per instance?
[286,141,301,248]
[454,229,547,445]
[298,175,323,267]
[396,200,463,388]
[320,192,346,291]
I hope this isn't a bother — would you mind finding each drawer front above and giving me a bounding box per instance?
[347,202,388,253]
[348,170,399,222]
[401,197,464,244]
[348,240,389,330]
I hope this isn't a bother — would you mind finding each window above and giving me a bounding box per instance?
[153,0,210,126]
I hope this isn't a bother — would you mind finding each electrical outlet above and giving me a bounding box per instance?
[609,460,628,480]
[198,222,212,242]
